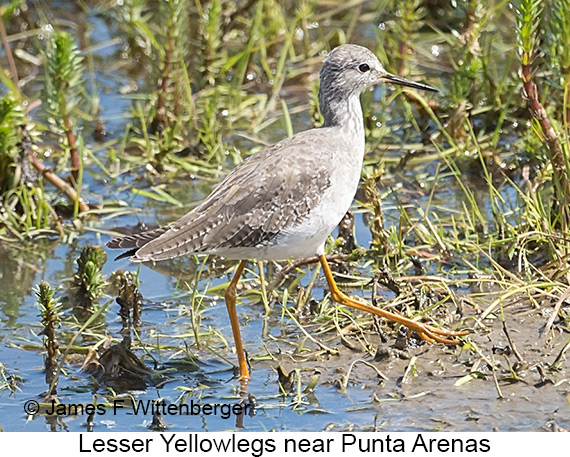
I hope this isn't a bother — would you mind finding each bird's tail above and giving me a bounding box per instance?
[106,226,170,260]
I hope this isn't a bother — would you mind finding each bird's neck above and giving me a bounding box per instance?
[320,94,364,137]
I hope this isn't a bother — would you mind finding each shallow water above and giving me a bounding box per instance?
[0,1,568,433]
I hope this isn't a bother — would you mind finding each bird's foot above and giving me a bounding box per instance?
[403,320,469,345]
[320,255,469,346]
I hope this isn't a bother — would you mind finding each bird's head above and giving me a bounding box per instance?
[319,44,437,100]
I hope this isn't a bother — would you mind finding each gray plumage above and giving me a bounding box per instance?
[109,133,332,260]
[107,44,435,262]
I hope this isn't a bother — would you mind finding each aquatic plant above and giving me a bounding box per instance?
[43,30,86,203]
[70,244,108,310]
[36,280,62,395]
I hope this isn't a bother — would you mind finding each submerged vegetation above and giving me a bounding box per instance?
[0,0,569,431]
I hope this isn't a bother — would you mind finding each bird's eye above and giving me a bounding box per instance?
[358,63,370,73]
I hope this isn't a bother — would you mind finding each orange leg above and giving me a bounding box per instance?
[319,255,468,345]
[224,260,250,385]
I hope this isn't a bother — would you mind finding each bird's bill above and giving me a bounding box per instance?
[382,72,438,92]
